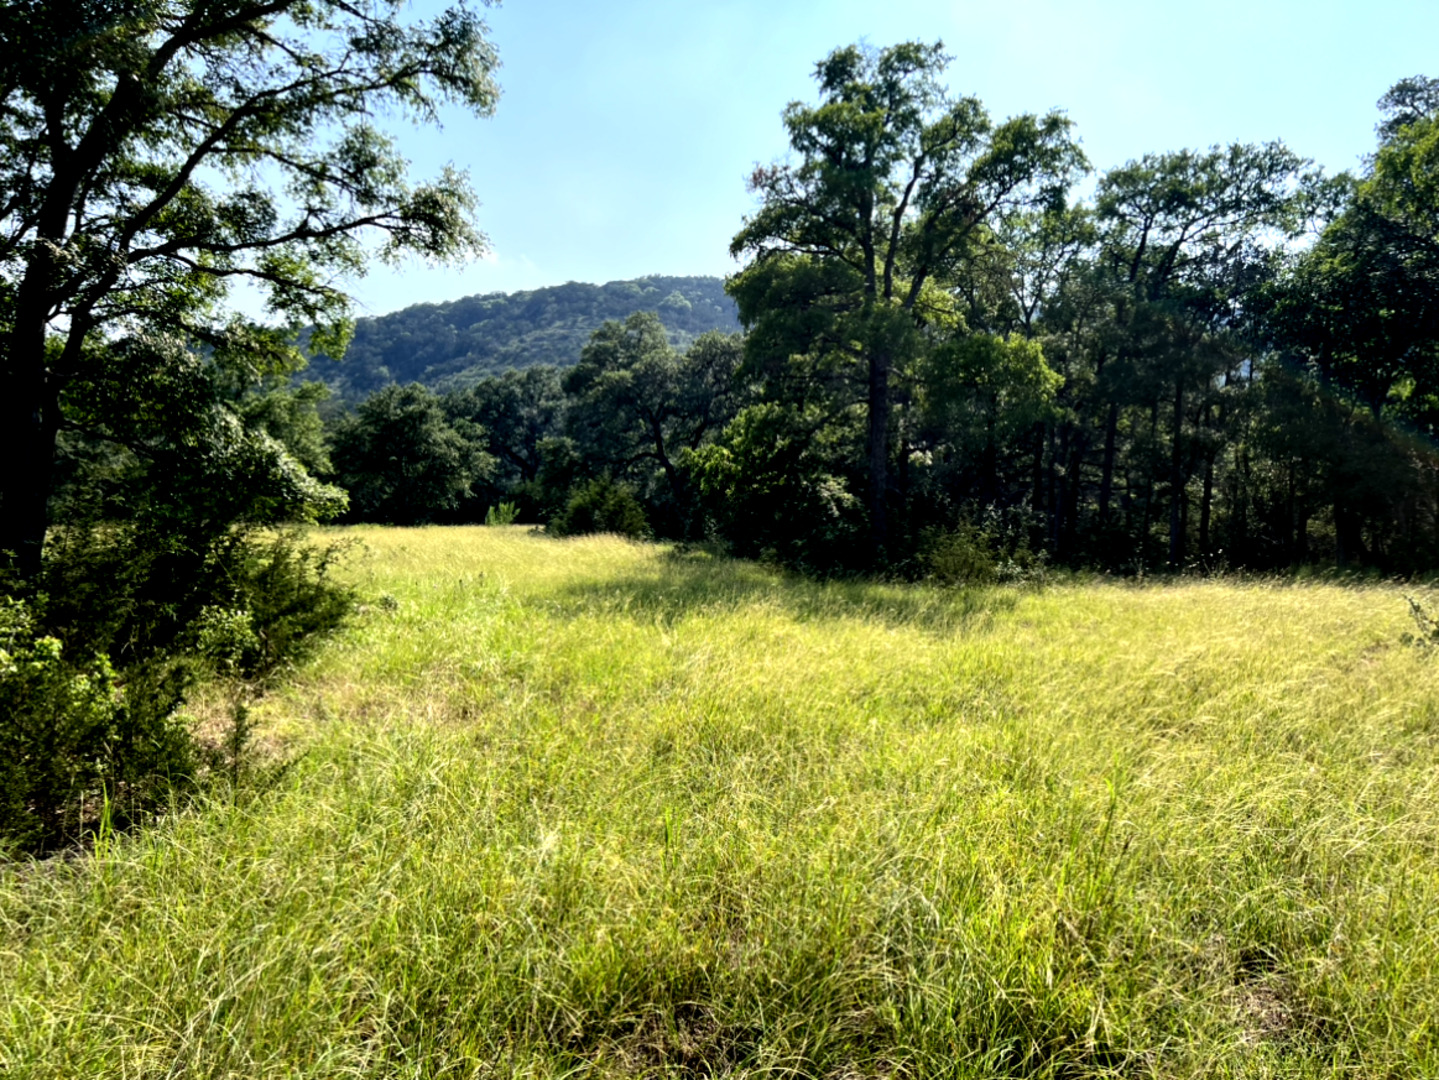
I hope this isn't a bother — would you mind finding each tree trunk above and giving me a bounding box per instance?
[1285,464,1297,563]
[1199,452,1215,560]
[1030,421,1046,516]
[1231,443,1249,562]
[1047,423,1061,552]
[1098,401,1119,525]
[1062,432,1084,557]
[0,300,60,578]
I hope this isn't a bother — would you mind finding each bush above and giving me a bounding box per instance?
[921,520,1049,587]
[0,598,196,854]
[39,526,355,682]
[1404,594,1439,649]
[921,525,998,585]
[485,501,520,526]
[0,528,355,855]
[0,333,358,855]
[549,478,649,539]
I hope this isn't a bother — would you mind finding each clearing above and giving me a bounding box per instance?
[3,527,1437,1078]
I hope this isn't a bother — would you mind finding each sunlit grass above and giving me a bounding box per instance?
[3,526,1437,1078]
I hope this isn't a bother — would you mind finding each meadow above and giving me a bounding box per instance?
[2,526,1437,1079]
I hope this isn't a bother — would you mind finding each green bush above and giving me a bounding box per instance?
[485,500,520,526]
[920,524,999,585]
[549,478,649,539]
[1404,594,1439,649]
[0,529,354,855]
[920,521,1049,587]
[39,526,354,682]
[217,531,357,680]
[0,598,196,854]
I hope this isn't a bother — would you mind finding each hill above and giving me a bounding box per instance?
[302,274,740,401]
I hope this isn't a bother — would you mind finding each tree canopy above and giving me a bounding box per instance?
[730,41,1085,562]
[0,0,499,574]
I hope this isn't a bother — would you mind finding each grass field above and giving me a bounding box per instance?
[3,526,1438,1078]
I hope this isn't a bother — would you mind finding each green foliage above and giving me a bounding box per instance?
[53,334,350,533]
[1403,594,1439,649]
[448,365,566,491]
[920,518,1050,587]
[691,402,869,572]
[922,334,1062,439]
[0,0,479,849]
[302,276,741,401]
[0,525,354,852]
[485,501,520,526]
[730,40,1085,563]
[920,524,999,584]
[1,0,501,574]
[0,597,196,855]
[239,382,337,477]
[1266,79,1439,434]
[331,384,493,525]
[549,478,649,539]
[562,313,750,538]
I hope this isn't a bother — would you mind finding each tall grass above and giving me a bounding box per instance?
[3,526,1437,1077]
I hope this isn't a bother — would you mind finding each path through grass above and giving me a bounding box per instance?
[3,527,1438,1077]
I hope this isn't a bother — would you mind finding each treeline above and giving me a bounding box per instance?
[321,316,750,538]
[301,276,740,403]
[321,57,1439,577]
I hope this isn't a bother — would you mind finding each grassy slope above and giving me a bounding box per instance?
[3,527,1438,1079]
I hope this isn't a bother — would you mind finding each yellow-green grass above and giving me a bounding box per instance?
[3,526,1438,1078]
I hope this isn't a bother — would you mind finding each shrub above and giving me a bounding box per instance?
[485,500,520,526]
[921,519,1049,587]
[1403,594,1439,649]
[0,529,354,855]
[921,524,998,585]
[0,598,196,854]
[549,478,649,539]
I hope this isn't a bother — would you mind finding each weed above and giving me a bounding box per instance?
[1403,593,1439,649]
[485,500,520,526]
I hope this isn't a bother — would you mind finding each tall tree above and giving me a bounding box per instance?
[330,384,491,525]
[1093,143,1313,565]
[730,41,1084,563]
[1269,77,1439,430]
[0,0,498,575]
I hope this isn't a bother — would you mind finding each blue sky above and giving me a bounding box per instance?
[342,0,1439,316]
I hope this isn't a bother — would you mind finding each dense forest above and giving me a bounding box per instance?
[301,275,740,402]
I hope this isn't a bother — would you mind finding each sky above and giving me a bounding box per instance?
[336,0,1439,317]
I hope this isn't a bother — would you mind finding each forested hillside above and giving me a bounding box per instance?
[302,275,739,400]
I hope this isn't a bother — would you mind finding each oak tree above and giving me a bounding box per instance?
[0,0,499,574]
[729,41,1083,562]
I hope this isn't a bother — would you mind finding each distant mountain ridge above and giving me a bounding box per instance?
[303,275,739,401]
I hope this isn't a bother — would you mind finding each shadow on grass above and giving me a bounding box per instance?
[548,546,1019,636]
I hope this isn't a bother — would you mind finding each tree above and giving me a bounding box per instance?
[1269,77,1439,431]
[447,365,567,491]
[331,384,491,525]
[0,0,498,575]
[562,312,748,536]
[1092,143,1314,565]
[730,41,1084,563]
